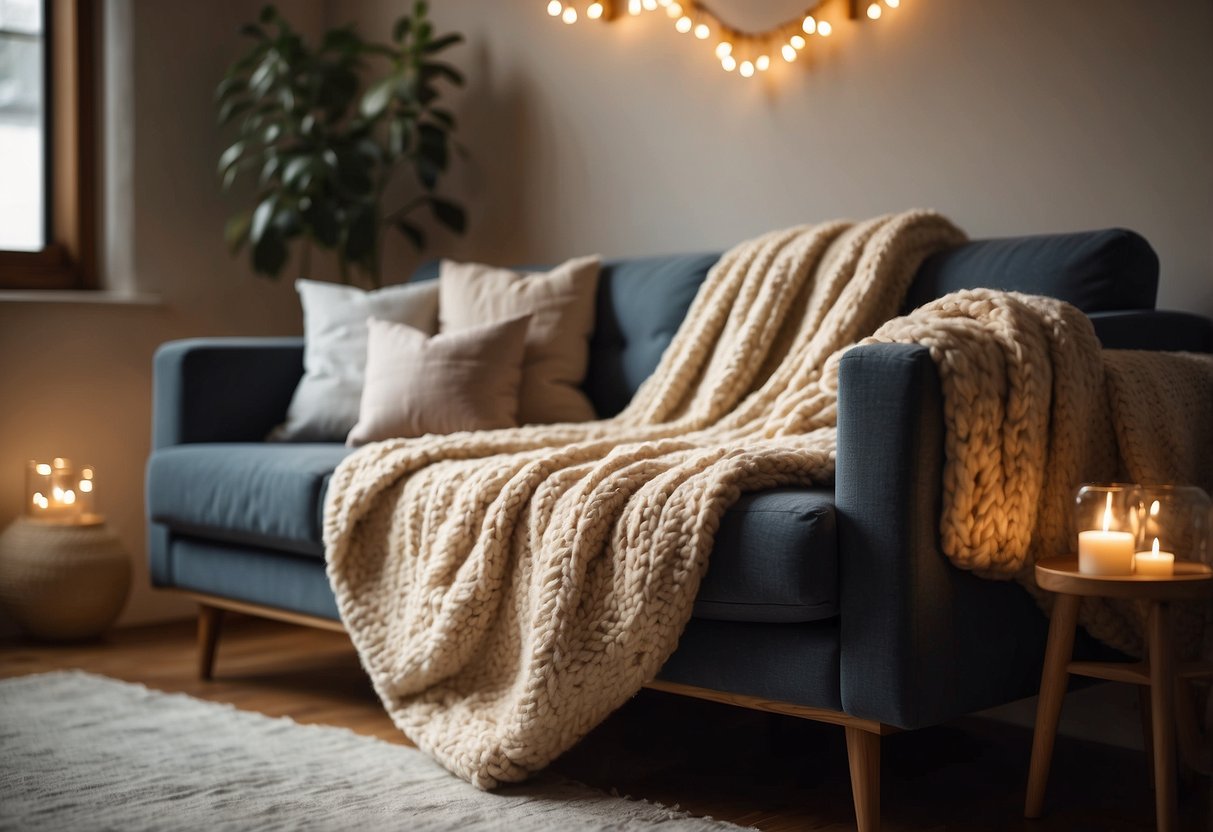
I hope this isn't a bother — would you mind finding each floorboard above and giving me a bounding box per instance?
[1,615,1207,831]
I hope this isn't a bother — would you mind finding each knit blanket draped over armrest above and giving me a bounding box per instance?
[323,211,1213,788]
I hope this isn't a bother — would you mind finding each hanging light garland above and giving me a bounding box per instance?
[545,0,902,77]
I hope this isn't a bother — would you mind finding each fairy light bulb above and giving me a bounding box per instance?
[562,6,577,23]
[781,43,797,62]
[802,15,816,34]
[867,3,882,19]
[587,2,604,19]
[755,54,770,71]
[715,41,733,58]
[721,54,737,71]
[547,0,563,16]
[666,2,682,17]
[739,60,755,77]
[818,20,832,36]
[886,0,900,7]
[790,34,806,49]
[628,0,642,13]
[693,22,710,39]
[675,15,692,32]
[642,0,657,10]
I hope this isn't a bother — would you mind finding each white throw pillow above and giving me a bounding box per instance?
[269,279,440,442]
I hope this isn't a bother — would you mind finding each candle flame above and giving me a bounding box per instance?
[1149,500,1160,516]
[1152,537,1160,557]
[1102,492,1113,532]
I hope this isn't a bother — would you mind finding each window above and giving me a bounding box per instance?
[0,0,95,290]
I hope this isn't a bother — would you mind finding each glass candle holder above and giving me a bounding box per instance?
[1133,485,1211,576]
[25,458,98,524]
[1074,484,1138,575]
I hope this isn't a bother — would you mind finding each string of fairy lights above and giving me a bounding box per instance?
[544,0,903,78]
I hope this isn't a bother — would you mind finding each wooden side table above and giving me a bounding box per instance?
[1024,556,1213,831]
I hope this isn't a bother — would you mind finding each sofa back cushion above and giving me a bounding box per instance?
[903,228,1159,314]
[413,229,1157,417]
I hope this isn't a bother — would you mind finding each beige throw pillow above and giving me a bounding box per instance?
[346,315,531,447]
[439,256,601,424]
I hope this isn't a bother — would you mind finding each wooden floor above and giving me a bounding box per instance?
[2,614,1208,831]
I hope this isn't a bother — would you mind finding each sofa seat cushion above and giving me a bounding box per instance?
[148,445,838,623]
[147,444,352,558]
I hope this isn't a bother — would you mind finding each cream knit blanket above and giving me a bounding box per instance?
[324,211,1213,788]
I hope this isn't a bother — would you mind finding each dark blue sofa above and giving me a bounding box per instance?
[146,229,1213,831]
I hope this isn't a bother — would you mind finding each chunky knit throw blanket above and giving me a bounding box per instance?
[324,211,1213,788]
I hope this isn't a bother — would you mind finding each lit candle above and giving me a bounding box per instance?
[1078,492,1135,575]
[1134,538,1175,577]
[26,458,95,524]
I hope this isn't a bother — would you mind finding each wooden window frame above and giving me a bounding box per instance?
[0,0,96,290]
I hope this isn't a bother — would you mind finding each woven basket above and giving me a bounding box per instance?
[0,517,130,640]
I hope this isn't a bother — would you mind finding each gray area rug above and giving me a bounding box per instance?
[0,671,748,832]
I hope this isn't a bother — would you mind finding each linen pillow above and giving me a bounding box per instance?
[270,279,440,442]
[346,315,531,446]
[439,256,601,425]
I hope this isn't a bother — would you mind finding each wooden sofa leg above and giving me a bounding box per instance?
[197,604,224,681]
[845,725,881,832]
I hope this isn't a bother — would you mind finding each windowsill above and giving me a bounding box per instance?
[0,289,162,306]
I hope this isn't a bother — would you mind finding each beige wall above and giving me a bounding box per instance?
[1,0,1210,629]
[342,0,1213,314]
[0,0,324,628]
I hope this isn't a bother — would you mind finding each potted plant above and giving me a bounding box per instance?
[216,2,466,286]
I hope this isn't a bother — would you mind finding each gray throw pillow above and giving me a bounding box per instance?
[269,279,440,442]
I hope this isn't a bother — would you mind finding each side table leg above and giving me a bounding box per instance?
[1025,592,1080,819]
[1148,601,1177,832]
[1139,685,1155,790]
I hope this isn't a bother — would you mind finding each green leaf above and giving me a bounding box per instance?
[335,151,374,196]
[224,210,253,252]
[304,201,340,247]
[391,16,412,43]
[249,58,277,95]
[259,155,282,186]
[429,108,456,129]
[422,61,465,86]
[252,230,288,276]
[218,98,251,125]
[417,155,441,190]
[250,195,279,244]
[417,123,449,173]
[360,76,396,120]
[428,197,466,234]
[217,141,247,175]
[240,23,267,40]
[259,5,277,24]
[395,220,425,250]
[221,164,241,191]
[215,75,245,102]
[273,206,302,236]
[281,156,317,189]
[414,1,429,19]
[424,34,463,54]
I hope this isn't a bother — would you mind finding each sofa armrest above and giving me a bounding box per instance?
[1089,310,1213,352]
[152,338,304,448]
[834,343,1051,729]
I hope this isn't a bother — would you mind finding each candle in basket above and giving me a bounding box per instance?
[1078,492,1135,575]
[1134,538,1175,577]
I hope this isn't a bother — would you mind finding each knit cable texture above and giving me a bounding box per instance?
[324,211,1212,788]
